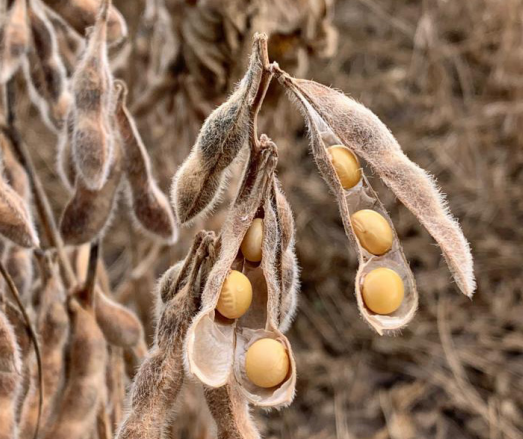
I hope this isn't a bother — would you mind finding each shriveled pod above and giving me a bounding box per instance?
[41,0,127,45]
[116,231,216,439]
[0,308,23,439]
[70,0,114,190]
[170,35,266,225]
[41,4,85,76]
[59,136,122,244]
[0,0,30,83]
[23,0,72,133]
[186,139,297,407]
[114,80,177,243]
[44,296,107,439]
[19,256,68,439]
[0,158,39,248]
[276,73,475,299]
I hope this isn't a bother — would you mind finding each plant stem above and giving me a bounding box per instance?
[3,79,76,289]
[0,260,43,439]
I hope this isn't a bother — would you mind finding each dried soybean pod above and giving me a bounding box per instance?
[116,232,215,439]
[186,139,280,389]
[19,257,68,439]
[114,80,177,243]
[56,118,76,191]
[41,0,127,45]
[70,0,114,190]
[204,383,261,439]
[0,0,29,83]
[277,73,475,298]
[0,163,39,248]
[274,71,417,333]
[170,36,265,225]
[94,289,144,348]
[5,246,33,300]
[23,0,72,133]
[59,138,122,245]
[41,4,85,76]
[0,308,23,439]
[44,296,107,439]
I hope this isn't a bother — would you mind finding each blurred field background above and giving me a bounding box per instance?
[20,0,523,438]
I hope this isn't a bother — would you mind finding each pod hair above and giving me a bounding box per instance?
[170,37,265,225]
[70,0,114,190]
[114,80,177,244]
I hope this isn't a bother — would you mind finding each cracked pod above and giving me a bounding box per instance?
[186,139,297,407]
[277,71,475,333]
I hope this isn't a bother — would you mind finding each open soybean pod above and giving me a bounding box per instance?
[170,36,265,225]
[23,0,72,133]
[59,136,122,244]
[41,4,85,76]
[41,0,127,45]
[116,231,216,439]
[186,139,297,408]
[0,308,23,439]
[0,0,30,83]
[70,0,114,190]
[114,80,177,244]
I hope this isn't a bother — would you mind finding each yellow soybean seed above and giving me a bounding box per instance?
[240,218,263,262]
[327,145,361,189]
[362,267,404,315]
[216,270,253,319]
[245,338,290,388]
[351,209,393,255]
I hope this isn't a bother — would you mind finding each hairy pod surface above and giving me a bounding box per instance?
[170,37,265,225]
[0,309,23,439]
[279,75,475,299]
[70,0,114,190]
[41,0,127,44]
[277,73,417,334]
[0,0,30,83]
[59,137,122,244]
[114,81,177,243]
[23,0,72,132]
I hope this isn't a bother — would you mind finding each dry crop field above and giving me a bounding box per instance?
[0,0,521,438]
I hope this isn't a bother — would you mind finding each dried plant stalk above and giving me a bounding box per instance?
[41,0,127,44]
[70,0,114,190]
[204,383,261,439]
[276,73,475,298]
[116,231,215,439]
[0,0,30,83]
[114,80,177,243]
[0,308,23,439]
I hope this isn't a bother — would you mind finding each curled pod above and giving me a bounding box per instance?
[114,80,177,244]
[19,257,68,438]
[0,309,23,439]
[0,0,29,83]
[70,0,114,190]
[116,232,215,439]
[59,136,122,245]
[41,4,85,76]
[44,297,107,439]
[23,0,72,133]
[170,35,266,225]
[41,0,127,45]
[277,74,475,299]
[94,289,144,348]
[0,162,39,248]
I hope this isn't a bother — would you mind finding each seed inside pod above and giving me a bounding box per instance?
[351,209,393,255]
[240,218,263,263]
[362,267,404,315]
[245,338,290,388]
[327,145,361,189]
[216,270,253,320]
